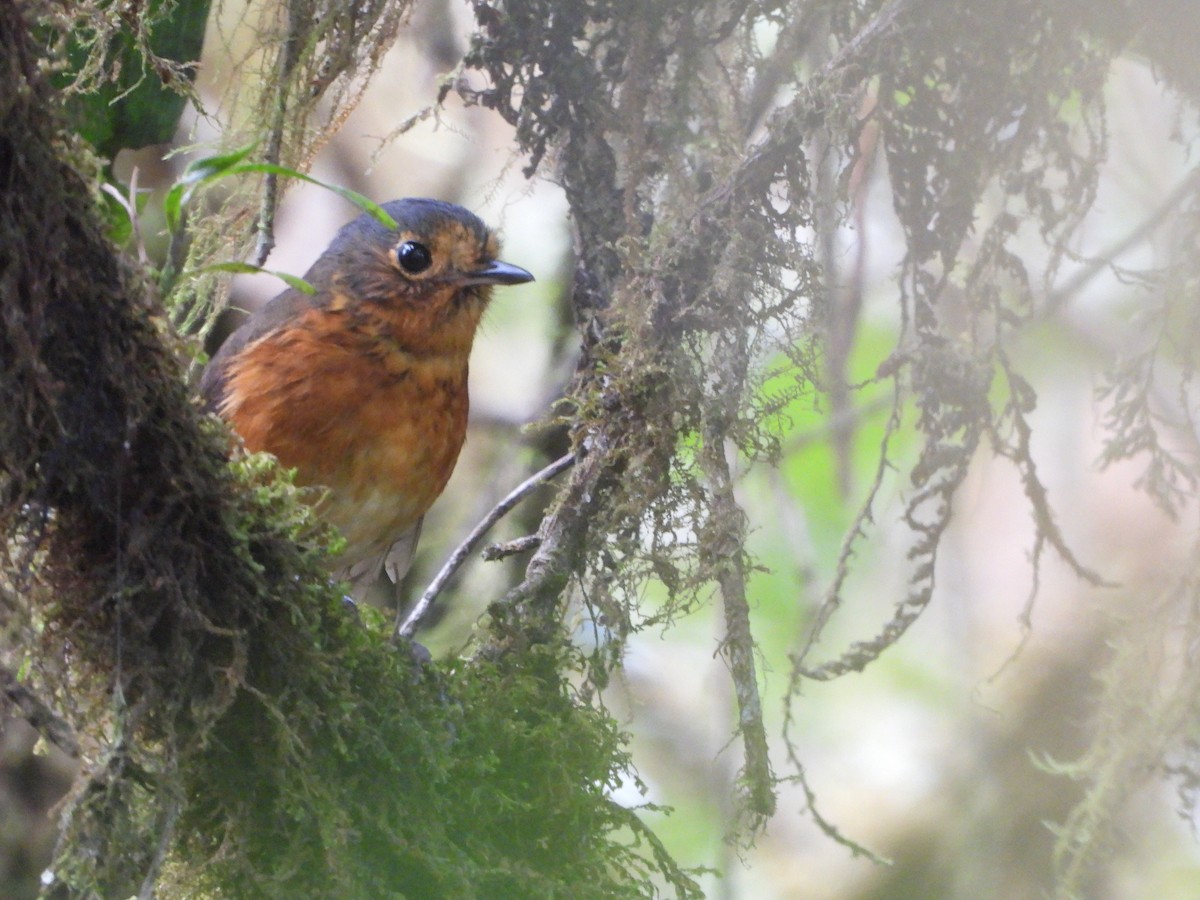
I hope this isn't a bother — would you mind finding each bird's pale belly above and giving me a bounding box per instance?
[315,405,467,567]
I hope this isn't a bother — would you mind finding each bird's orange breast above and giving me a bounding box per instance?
[218,304,470,566]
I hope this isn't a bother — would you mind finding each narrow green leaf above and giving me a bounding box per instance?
[164,148,397,237]
[164,182,185,233]
[180,261,315,294]
[180,143,258,186]
[227,162,399,229]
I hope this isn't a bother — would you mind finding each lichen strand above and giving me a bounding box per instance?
[459,0,833,827]
[840,0,1112,673]
[457,0,1127,844]
[173,0,414,337]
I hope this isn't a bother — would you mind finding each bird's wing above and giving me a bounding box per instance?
[198,287,322,411]
[336,517,423,604]
[384,516,423,586]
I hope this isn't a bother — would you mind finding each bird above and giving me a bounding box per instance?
[200,198,534,597]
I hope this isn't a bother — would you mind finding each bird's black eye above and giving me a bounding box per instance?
[395,240,433,274]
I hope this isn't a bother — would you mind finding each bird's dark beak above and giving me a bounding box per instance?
[461,259,535,287]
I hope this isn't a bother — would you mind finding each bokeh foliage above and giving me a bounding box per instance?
[43,0,211,159]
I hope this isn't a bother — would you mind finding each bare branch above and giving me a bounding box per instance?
[395,452,576,640]
[482,534,542,561]
[1041,168,1200,318]
[699,327,775,827]
[0,665,79,759]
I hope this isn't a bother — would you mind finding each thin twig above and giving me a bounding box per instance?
[137,777,181,900]
[253,0,305,266]
[1041,168,1200,317]
[482,534,541,561]
[791,379,903,675]
[0,664,79,759]
[394,452,576,640]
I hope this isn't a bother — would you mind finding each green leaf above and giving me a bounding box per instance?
[100,187,135,245]
[180,262,315,294]
[178,143,259,186]
[56,0,213,159]
[226,162,398,229]
[163,182,186,234]
[165,143,257,233]
[164,148,398,235]
[164,142,255,234]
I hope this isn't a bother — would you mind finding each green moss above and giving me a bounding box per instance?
[175,559,695,898]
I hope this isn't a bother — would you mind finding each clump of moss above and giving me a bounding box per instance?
[181,617,694,898]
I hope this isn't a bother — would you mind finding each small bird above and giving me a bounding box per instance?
[200,198,534,594]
